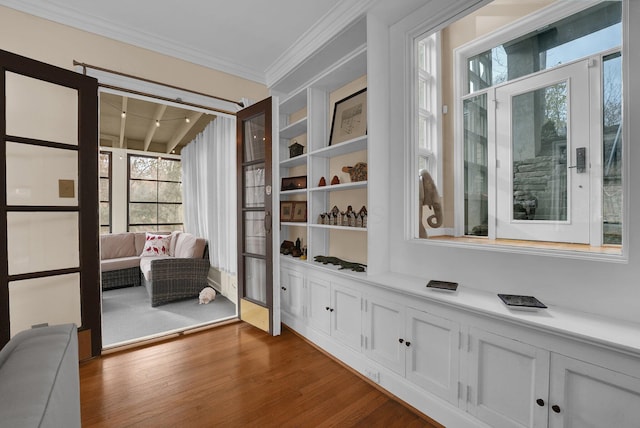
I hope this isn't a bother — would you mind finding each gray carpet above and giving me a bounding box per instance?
[102,285,237,346]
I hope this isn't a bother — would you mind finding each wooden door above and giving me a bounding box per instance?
[236,97,278,334]
[0,49,100,356]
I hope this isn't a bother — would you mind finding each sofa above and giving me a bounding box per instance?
[0,323,80,428]
[100,231,210,306]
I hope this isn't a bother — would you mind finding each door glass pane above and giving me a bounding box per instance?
[245,257,266,305]
[9,274,81,337]
[512,82,567,222]
[603,52,622,245]
[245,212,266,255]
[243,114,266,162]
[464,93,488,235]
[244,164,265,208]
[7,212,79,275]
[5,72,78,145]
[6,142,78,206]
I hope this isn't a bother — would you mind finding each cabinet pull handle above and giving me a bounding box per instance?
[281,287,287,291]
[329,308,334,312]
[552,405,561,413]
[325,307,330,311]
[536,399,545,407]
[399,338,404,344]
[405,341,411,347]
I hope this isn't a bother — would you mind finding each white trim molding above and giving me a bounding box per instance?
[265,0,377,88]
[0,0,265,83]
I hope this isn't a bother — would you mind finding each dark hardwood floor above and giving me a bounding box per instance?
[80,321,442,427]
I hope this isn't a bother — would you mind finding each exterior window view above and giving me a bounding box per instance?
[417,1,623,252]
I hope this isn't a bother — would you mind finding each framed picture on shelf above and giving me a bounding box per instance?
[280,201,294,222]
[329,88,367,146]
[281,175,307,191]
[292,201,307,222]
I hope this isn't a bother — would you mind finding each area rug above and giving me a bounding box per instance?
[102,285,237,346]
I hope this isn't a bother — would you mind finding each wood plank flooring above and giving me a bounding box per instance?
[80,321,442,427]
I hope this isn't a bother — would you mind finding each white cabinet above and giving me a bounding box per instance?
[548,353,640,428]
[307,275,331,335]
[466,328,640,428]
[306,274,362,351]
[466,328,550,428]
[364,296,461,404]
[280,268,305,320]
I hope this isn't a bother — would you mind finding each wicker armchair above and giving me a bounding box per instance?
[142,246,210,307]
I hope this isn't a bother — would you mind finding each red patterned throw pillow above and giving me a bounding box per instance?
[141,233,171,257]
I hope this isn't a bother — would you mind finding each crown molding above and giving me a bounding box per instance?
[0,0,266,84]
[265,0,378,89]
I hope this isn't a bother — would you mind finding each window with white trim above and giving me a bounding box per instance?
[417,33,440,181]
[412,0,624,258]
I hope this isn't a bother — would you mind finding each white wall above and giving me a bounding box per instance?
[385,0,640,324]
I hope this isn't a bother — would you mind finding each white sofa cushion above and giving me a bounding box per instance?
[139,255,171,281]
[100,233,136,260]
[174,233,206,258]
[101,256,141,272]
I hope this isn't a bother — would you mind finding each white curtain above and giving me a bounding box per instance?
[182,116,237,274]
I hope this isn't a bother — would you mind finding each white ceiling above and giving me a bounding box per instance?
[0,0,346,83]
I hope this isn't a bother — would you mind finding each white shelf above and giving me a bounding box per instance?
[309,181,367,192]
[281,222,308,227]
[280,154,307,168]
[279,254,309,265]
[309,224,367,232]
[280,117,307,139]
[280,188,307,196]
[310,135,367,158]
[279,89,307,116]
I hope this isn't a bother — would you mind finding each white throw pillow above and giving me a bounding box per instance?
[141,233,171,257]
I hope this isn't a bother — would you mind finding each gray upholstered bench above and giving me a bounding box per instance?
[0,323,81,427]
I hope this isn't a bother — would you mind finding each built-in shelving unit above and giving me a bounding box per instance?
[274,18,368,271]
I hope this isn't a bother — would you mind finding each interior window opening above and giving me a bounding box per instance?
[416,0,624,256]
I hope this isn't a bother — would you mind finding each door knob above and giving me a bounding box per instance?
[398,338,404,344]
[536,399,545,407]
[325,306,330,311]
[405,341,411,347]
[552,405,561,413]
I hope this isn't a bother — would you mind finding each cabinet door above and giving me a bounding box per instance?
[467,328,549,428]
[364,297,405,375]
[330,282,362,351]
[549,353,640,428]
[307,276,331,335]
[281,269,305,320]
[406,307,460,404]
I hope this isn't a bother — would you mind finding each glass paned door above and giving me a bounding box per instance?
[495,60,593,244]
[237,98,276,334]
[0,49,99,355]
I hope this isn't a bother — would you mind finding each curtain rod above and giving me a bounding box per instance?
[73,60,244,111]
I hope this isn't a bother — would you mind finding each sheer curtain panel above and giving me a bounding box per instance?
[182,116,237,274]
